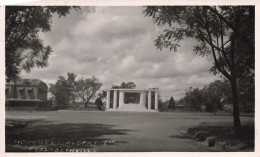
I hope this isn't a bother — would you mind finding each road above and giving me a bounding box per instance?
[6,111,254,152]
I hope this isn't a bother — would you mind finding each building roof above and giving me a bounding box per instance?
[9,79,46,86]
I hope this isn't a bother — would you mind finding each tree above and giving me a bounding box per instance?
[112,82,137,104]
[66,73,77,104]
[97,90,107,100]
[205,80,228,115]
[158,98,168,112]
[75,76,102,109]
[5,6,80,81]
[112,82,136,89]
[238,75,254,112]
[177,80,232,113]
[124,82,136,89]
[49,73,77,106]
[168,97,175,110]
[144,6,254,128]
[95,97,104,110]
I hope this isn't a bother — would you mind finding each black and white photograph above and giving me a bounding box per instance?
[2,1,257,154]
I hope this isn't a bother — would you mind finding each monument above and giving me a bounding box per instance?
[106,88,159,112]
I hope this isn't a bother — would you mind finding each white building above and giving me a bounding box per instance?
[106,88,159,112]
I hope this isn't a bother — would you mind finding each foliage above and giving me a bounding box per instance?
[121,82,136,89]
[95,97,104,110]
[183,87,205,111]
[178,81,228,112]
[168,97,175,110]
[144,6,254,127]
[75,76,102,108]
[177,79,254,113]
[158,99,168,112]
[5,6,80,81]
[97,90,107,100]
[111,82,137,103]
[206,80,229,113]
[49,73,77,106]
[97,82,137,102]
[112,82,136,89]
[237,74,255,113]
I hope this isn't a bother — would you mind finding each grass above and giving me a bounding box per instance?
[5,111,255,152]
[5,119,130,152]
[183,122,255,151]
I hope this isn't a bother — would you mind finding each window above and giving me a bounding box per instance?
[27,88,35,99]
[18,88,26,99]
[5,87,11,98]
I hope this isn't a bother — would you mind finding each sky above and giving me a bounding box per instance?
[20,6,220,101]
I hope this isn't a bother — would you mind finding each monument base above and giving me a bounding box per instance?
[106,104,157,112]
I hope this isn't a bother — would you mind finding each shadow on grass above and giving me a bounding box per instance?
[6,119,131,152]
[169,123,254,151]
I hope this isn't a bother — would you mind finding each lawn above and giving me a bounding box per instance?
[5,111,254,152]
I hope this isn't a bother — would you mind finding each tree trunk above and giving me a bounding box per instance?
[84,102,88,109]
[231,79,241,128]
[84,98,91,109]
[213,103,217,116]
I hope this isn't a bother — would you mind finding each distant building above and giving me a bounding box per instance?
[106,88,159,112]
[6,79,48,110]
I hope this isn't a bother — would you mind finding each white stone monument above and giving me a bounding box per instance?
[106,88,159,112]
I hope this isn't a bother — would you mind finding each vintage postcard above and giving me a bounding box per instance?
[1,0,259,157]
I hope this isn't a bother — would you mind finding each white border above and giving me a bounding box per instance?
[0,0,259,157]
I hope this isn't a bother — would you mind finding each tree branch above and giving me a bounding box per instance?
[219,18,232,69]
[204,21,232,80]
[197,18,232,74]
[206,6,254,54]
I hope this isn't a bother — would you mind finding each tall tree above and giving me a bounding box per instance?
[49,73,77,106]
[144,6,254,127]
[66,73,77,104]
[168,97,175,110]
[75,76,102,108]
[184,87,204,111]
[95,97,104,110]
[5,6,79,81]
[206,80,227,115]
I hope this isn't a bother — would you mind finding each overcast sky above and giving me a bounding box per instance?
[20,6,220,100]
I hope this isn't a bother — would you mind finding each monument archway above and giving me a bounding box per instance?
[106,88,159,112]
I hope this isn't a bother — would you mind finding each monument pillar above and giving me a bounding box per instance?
[113,90,117,109]
[155,91,158,110]
[140,91,146,108]
[119,91,125,107]
[106,90,110,109]
[148,91,151,110]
